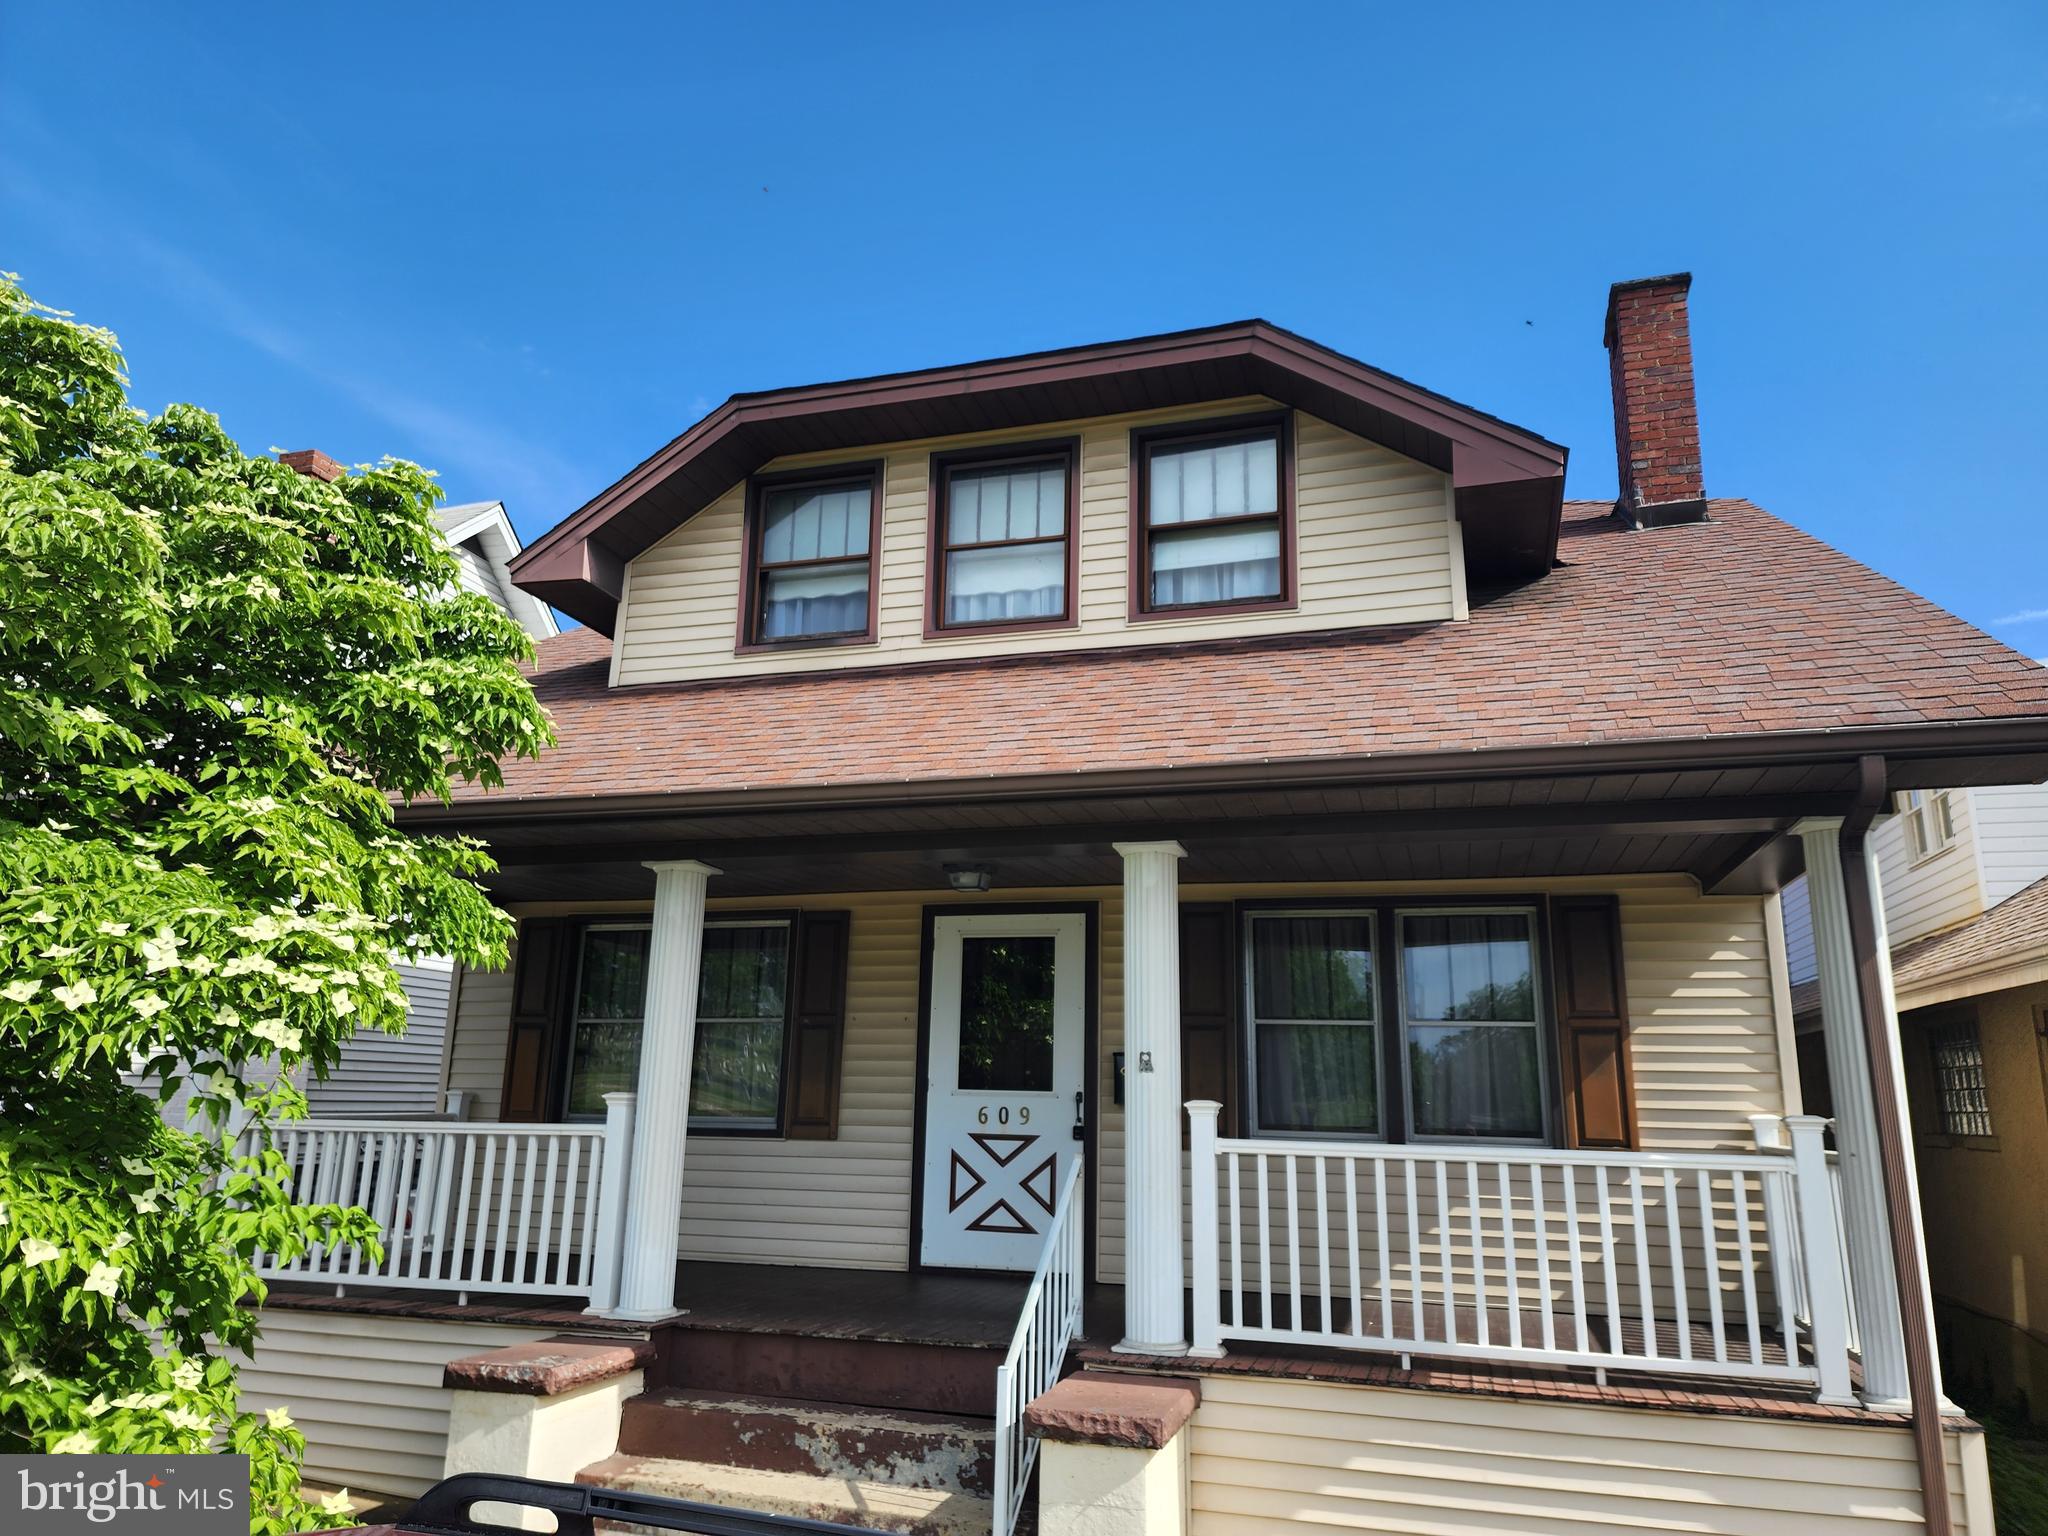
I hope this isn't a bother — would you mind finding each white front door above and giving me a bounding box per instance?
[919,912,1087,1272]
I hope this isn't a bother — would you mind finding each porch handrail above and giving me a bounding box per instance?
[992,1153,1085,1536]
[238,1098,635,1306]
[1189,1102,1855,1403]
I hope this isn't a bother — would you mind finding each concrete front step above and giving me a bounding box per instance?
[659,1326,1004,1417]
[617,1389,996,1497]
[579,1452,995,1536]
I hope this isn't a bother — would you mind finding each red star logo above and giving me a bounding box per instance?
[147,1477,163,1488]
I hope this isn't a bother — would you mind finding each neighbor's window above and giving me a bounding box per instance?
[1400,911,1544,1140]
[1929,1014,1992,1137]
[935,450,1073,630]
[747,473,875,644]
[1135,421,1288,613]
[562,920,793,1131]
[1246,913,1379,1135]
[1899,789,1958,862]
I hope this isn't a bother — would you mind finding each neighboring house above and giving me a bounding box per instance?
[229,276,2048,1536]
[1784,781,2048,1423]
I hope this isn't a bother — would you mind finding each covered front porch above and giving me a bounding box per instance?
[269,748,1963,1420]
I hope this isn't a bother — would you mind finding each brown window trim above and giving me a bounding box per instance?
[1127,410,1297,623]
[924,437,1082,639]
[1230,893,1562,1148]
[735,462,884,655]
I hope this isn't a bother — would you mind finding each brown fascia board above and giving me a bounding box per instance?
[509,320,1568,633]
[396,717,2048,829]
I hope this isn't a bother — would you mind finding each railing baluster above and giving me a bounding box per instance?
[1404,1158,1423,1346]
[1284,1153,1302,1334]
[491,1133,517,1284]
[561,1133,586,1287]
[1563,1165,1589,1354]
[1344,1156,1363,1341]
[1628,1164,1657,1360]
[1531,1163,1556,1353]
[1466,1160,1489,1348]
[1436,1159,1454,1346]
[1226,1150,1243,1330]
[1372,1155,1391,1340]
[536,1135,562,1289]
[1499,1161,1522,1351]
[449,1132,479,1286]
[1732,1168,1763,1366]
[1256,1153,1272,1333]
[1664,1167,1692,1361]
[1314,1154,1332,1336]
[511,1134,538,1288]
[1594,1166,1620,1356]
[1698,1168,1727,1363]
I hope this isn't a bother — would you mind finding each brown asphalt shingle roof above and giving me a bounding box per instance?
[1892,874,2048,996]
[474,499,2048,804]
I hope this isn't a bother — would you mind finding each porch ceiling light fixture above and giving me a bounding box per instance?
[944,863,995,893]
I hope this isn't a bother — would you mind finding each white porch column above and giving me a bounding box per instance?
[1794,818,1908,1405]
[611,859,719,1322]
[1114,840,1188,1356]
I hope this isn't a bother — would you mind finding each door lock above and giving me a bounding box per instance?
[1072,1089,1085,1141]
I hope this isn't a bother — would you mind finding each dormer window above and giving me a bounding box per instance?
[929,440,1078,635]
[1131,414,1294,618]
[1898,788,1958,862]
[741,465,881,649]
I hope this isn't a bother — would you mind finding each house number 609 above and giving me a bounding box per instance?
[975,1106,1029,1126]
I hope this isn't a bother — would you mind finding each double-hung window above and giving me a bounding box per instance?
[1898,789,1958,862]
[1133,417,1291,615]
[1244,904,1547,1143]
[931,443,1076,632]
[562,919,794,1132]
[744,470,878,646]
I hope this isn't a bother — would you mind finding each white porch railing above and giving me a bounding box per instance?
[1189,1102,1854,1402]
[993,1153,1085,1536]
[241,1093,636,1306]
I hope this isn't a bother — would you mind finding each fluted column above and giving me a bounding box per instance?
[611,859,718,1321]
[1114,840,1188,1356]
[1795,819,1907,1404]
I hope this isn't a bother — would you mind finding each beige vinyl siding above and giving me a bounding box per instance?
[303,958,453,1117]
[235,1310,562,1499]
[1967,780,2048,906]
[1186,1372,1988,1534]
[611,402,1458,686]
[1873,792,1985,947]
[443,877,1789,1288]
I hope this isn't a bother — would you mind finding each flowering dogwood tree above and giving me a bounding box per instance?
[0,274,554,1531]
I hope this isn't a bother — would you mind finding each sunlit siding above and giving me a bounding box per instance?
[611,404,1459,685]
[1186,1372,1989,1535]
[1969,780,2048,907]
[236,1310,561,1500]
[1872,792,1985,946]
[302,959,452,1117]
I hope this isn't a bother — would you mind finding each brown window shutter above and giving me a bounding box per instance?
[783,911,851,1139]
[1551,895,1637,1149]
[501,917,573,1122]
[1179,903,1241,1136]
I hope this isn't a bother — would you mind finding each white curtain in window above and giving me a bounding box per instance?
[762,484,869,563]
[1150,524,1281,607]
[1150,436,1278,524]
[948,464,1064,543]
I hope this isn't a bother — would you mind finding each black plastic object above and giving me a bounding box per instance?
[400,1473,889,1536]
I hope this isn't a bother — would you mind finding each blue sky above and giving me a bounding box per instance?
[4,3,2044,642]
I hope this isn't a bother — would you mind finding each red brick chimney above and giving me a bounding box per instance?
[278,448,345,483]
[1604,273,1706,527]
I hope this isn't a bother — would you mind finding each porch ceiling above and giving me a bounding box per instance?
[427,763,1854,902]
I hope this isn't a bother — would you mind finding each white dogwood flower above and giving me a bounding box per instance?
[20,1238,60,1266]
[133,993,169,1019]
[140,929,180,972]
[319,1490,353,1516]
[82,1262,122,1298]
[129,1190,160,1215]
[51,1431,97,1454]
[171,1359,203,1391]
[265,1405,294,1431]
[97,921,131,936]
[2,979,38,1003]
[51,980,95,1009]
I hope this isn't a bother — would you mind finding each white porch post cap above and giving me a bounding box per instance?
[642,859,722,877]
[1112,840,1188,859]
[1790,816,1846,837]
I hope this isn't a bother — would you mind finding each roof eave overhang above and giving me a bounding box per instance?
[396,716,2048,830]
[508,321,1569,635]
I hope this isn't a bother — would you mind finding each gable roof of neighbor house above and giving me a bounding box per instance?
[436,500,559,641]
[1889,872,2048,1008]
[449,497,2048,811]
[508,319,1572,633]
